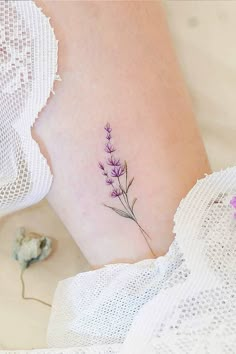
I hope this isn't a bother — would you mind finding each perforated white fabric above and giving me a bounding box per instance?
[44,167,236,354]
[0,0,58,216]
[2,167,236,354]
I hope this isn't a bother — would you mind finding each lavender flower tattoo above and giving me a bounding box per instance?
[98,122,154,255]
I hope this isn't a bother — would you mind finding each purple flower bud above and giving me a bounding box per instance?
[230,196,236,209]
[106,178,114,185]
[104,123,112,133]
[106,133,112,141]
[105,143,116,154]
[111,165,125,177]
[111,188,123,198]
[107,156,121,166]
[98,162,105,170]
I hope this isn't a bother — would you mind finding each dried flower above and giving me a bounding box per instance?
[106,133,112,141]
[13,227,52,270]
[107,156,121,166]
[111,188,123,198]
[12,227,52,307]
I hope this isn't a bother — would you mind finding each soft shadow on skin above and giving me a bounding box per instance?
[92,252,156,270]
[31,127,53,174]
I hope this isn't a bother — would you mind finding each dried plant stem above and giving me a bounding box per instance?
[20,269,51,308]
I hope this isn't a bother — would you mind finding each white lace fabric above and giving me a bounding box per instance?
[2,167,236,354]
[45,167,236,354]
[0,0,58,217]
[1,1,236,354]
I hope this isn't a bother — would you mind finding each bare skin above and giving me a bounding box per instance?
[33,1,211,268]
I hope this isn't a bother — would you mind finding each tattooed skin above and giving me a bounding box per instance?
[99,123,155,256]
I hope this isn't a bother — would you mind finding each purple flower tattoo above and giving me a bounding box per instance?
[104,122,112,133]
[111,166,125,178]
[98,162,105,170]
[106,178,114,185]
[107,156,121,166]
[111,188,123,198]
[230,196,236,219]
[98,122,154,255]
[105,143,116,154]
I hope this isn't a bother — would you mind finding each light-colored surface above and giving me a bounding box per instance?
[0,201,90,350]
[164,1,236,171]
[0,0,236,350]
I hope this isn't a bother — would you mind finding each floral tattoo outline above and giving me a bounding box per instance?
[98,123,155,255]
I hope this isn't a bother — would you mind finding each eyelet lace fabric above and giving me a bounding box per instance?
[1,1,236,354]
[44,167,236,354]
[0,0,58,217]
[2,167,236,353]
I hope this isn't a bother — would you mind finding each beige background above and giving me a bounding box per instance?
[0,0,236,350]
